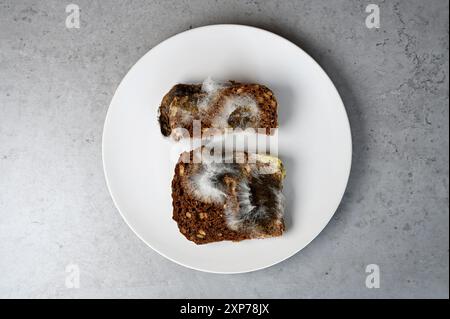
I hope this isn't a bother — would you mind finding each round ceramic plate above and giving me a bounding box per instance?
[102,25,352,274]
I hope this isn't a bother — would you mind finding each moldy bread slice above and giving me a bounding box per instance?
[171,148,285,244]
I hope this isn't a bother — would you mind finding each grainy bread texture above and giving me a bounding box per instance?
[158,80,278,139]
[171,148,285,244]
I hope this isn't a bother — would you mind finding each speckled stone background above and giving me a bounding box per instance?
[0,0,448,298]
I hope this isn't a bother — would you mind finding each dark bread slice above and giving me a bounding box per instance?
[172,148,285,244]
[158,81,278,139]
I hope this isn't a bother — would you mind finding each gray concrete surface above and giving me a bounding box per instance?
[0,0,448,298]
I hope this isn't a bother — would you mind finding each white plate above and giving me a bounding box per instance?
[102,25,352,274]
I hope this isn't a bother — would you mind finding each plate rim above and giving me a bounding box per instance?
[102,24,353,274]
